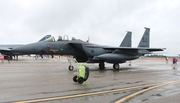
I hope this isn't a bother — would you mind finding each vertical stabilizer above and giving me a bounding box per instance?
[138,27,150,47]
[120,31,132,47]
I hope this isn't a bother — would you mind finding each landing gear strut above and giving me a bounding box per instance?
[99,62,105,69]
[113,63,120,70]
[67,56,74,71]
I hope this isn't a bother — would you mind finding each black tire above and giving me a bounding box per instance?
[73,75,78,82]
[84,66,89,81]
[78,77,84,84]
[99,62,105,69]
[113,63,119,70]
[68,65,74,71]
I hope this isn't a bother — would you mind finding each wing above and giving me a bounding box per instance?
[103,47,164,51]
[103,47,165,54]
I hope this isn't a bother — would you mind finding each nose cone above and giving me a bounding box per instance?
[12,43,36,54]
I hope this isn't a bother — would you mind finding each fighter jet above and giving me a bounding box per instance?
[12,28,164,70]
[0,35,54,59]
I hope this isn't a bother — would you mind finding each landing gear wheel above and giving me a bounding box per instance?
[99,62,105,69]
[113,63,120,70]
[78,77,84,84]
[84,66,89,81]
[68,65,74,71]
[73,75,78,82]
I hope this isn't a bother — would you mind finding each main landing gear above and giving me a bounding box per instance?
[99,62,105,69]
[99,62,120,70]
[113,63,120,70]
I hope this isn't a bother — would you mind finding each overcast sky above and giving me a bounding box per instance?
[0,0,180,56]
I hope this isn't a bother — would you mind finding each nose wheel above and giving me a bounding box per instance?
[68,65,74,71]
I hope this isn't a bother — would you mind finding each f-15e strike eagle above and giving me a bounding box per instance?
[12,27,165,70]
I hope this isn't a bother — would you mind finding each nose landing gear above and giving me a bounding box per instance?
[67,56,74,71]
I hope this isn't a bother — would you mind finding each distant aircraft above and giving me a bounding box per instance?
[12,28,165,70]
[0,35,54,59]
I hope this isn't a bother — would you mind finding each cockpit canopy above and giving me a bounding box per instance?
[72,37,76,40]
[39,35,52,42]
[42,35,77,42]
[57,35,76,41]
[57,36,62,41]
[39,35,55,42]
[44,36,55,42]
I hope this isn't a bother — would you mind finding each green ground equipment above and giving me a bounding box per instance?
[73,58,89,84]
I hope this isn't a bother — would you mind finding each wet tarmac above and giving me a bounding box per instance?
[0,57,180,103]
